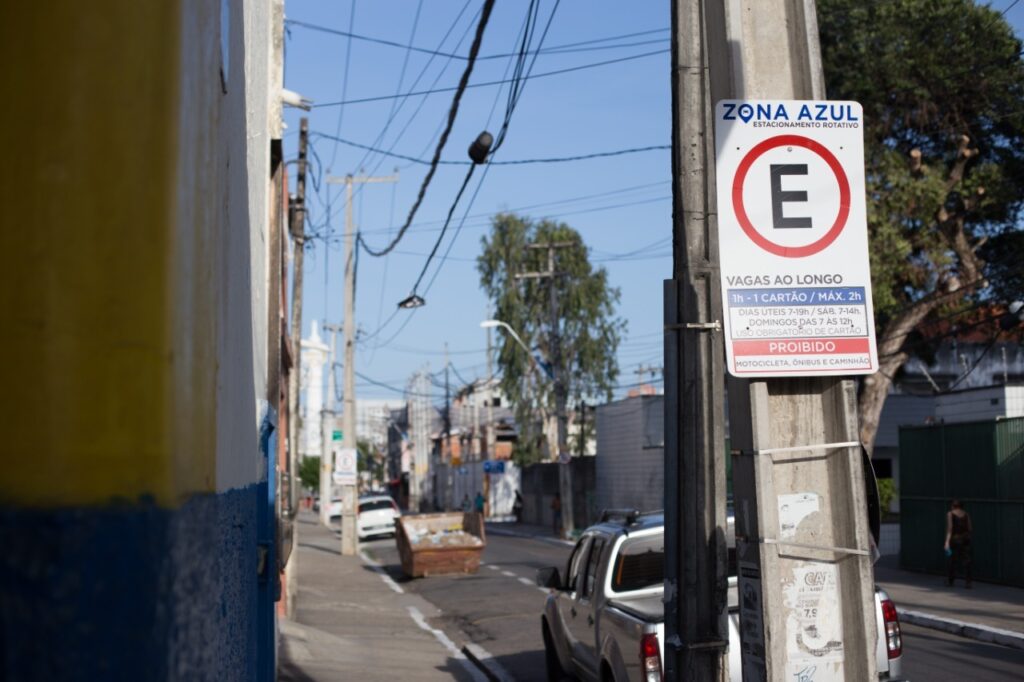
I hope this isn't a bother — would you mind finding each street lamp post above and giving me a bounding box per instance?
[481,319,574,537]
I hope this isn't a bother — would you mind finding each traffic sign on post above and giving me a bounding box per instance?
[333,447,357,486]
[715,100,878,377]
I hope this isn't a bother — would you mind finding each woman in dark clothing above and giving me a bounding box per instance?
[944,499,973,587]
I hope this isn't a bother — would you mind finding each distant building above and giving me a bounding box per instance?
[356,398,407,449]
[594,395,665,514]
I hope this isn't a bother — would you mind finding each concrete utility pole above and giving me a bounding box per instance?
[444,342,453,510]
[516,240,575,536]
[320,324,340,527]
[486,324,495,460]
[664,0,730,678]
[680,1,878,680]
[326,173,397,555]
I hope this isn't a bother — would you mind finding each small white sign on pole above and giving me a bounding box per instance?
[715,100,878,378]
[333,447,358,486]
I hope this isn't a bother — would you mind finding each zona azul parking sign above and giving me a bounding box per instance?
[715,100,878,377]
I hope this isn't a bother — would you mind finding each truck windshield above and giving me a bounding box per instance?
[610,535,663,593]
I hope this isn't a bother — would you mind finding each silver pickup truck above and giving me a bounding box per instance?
[537,511,905,682]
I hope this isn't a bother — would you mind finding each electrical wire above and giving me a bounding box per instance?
[312,49,670,108]
[347,0,473,178]
[310,192,670,247]
[327,0,358,169]
[449,363,475,387]
[405,164,478,295]
[357,0,496,258]
[310,131,670,166]
[352,4,532,351]
[285,18,667,61]
[413,0,561,298]
[356,370,438,398]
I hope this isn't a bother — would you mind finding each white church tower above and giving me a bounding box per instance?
[299,320,329,458]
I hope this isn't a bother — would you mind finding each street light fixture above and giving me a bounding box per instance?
[398,294,425,309]
[479,319,530,357]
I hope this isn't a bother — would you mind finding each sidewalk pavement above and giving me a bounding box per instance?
[486,520,1024,650]
[873,554,1024,650]
[278,512,485,682]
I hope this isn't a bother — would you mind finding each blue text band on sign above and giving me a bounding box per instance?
[727,287,867,306]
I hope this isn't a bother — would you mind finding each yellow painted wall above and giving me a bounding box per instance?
[0,2,219,506]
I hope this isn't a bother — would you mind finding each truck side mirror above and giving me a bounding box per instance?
[536,566,563,590]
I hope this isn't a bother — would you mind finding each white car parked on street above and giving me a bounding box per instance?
[356,495,400,540]
[330,494,401,540]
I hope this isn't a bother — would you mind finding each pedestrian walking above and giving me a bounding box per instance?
[474,491,485,515]
[945,499,973,588]
[513,491,524,523]
[460,494,471,512]
[551,493,562,537]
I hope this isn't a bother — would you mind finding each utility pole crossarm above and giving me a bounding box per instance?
[325,174,400,185]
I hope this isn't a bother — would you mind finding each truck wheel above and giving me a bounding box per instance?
[542,620,570,681]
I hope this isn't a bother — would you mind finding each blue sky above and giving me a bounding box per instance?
[282,0,1024,406]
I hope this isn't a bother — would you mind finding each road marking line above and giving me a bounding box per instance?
[537,587,549,595]
[518,577,533,587]
[359,550,403,594]
[501,570,516,578]
[407,606,488,682]
[463,642,516,682]
[488,565,500,571]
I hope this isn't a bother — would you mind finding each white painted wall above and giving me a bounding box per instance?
[936,385,1018,424]
[213,0,272,492]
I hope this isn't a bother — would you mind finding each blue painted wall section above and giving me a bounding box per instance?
[0,486,261,681]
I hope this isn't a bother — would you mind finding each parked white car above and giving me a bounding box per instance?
[357,495,401,540]
[328,494,400,540]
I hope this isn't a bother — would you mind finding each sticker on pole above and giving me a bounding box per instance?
[715,100,878,377]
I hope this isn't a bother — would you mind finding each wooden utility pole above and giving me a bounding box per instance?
[664,0,729,678]
[326,172,397,555]
[288,118,308,502]
[516,240,575,536]
[284,117,308,619]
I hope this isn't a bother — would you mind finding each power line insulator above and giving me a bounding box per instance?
[468,131,493,164]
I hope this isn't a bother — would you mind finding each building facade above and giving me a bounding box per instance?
[1,2,288,679]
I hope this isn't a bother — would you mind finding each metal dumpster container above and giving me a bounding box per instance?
[395,512,486,577]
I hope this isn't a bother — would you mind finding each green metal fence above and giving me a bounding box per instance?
[899,416,1024,586]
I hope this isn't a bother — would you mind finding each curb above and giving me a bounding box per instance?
[462,643,516,682]
[898,608,1024,651]
[486,525,574,547]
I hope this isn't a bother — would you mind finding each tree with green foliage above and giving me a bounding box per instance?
[818,0,1024,451]
[478,213,625,464]
[357,438,384,487]
[299,456,319,493]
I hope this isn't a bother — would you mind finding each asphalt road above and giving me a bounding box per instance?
[364,531,1024,682]
[364,530,573,681]
[899,622,1024,681]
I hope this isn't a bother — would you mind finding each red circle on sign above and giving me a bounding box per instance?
[732,134,850,258]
